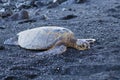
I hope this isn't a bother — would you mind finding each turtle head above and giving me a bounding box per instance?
[75,39,96,50]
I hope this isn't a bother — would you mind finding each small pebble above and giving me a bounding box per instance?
[76,0,87,3]
[68,8,72,11]
[60,14,77,20]
[0,45,5,50]
[0,26,5,29]
[62,8,67,11]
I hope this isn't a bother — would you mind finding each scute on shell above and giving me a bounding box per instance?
[17,26,74,50]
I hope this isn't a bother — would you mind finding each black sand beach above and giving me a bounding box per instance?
[0,0,120,80]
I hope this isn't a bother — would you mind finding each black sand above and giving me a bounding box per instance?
[0,0,120,80]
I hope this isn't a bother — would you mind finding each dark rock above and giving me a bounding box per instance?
[60,14,77,20]
[10,10,29,21]
[0,8,13,18]
[18,15,48,24]
[20,10,29,20]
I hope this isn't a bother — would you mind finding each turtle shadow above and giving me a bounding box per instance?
[61,48,96,59]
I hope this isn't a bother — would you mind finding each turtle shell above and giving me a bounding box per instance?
[17,26,74,50]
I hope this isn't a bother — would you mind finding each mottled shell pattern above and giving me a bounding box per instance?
[17,26,74,50]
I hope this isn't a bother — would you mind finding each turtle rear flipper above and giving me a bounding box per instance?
[35,45,67,57]
[4,36,19,46]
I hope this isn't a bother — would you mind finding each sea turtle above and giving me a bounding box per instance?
[4,26,96,56]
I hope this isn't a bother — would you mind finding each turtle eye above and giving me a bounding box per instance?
[79,45,84,48]
[78,44,85,49]
[80,42,89,49]
[81,44,85,48]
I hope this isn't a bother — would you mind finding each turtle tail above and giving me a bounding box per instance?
[4,36,19,46]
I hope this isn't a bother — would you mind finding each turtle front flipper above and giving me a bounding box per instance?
[4,36,19,46]
[35,45,67,57]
